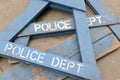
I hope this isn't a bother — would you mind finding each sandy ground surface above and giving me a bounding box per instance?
[0,0,120,80]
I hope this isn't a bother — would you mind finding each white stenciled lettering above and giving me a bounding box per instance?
[12,46,21,55]
[67,61,75,70]
[57,21,64,29]
[41,23,49,31]
[96,16,102,24]
[49,23,57,31]
[37,53,46,64]
[59,59,67,70]
[26,50,31,58]
[4,43,13,52]
[76,64,83,73]
[34,23,41,32]
[87,16,103,26]
[34,20,72,32]
[87,17,96,26]
[4,43,46,64]
[19,48,26,58]
[51,57,83,73]
[51,57,60,67]
[30,51,38,61]
[64,20,71,29]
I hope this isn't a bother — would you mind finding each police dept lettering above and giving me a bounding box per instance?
[3,43,83,74]
[34,20,72,32]
[34,16,104,32]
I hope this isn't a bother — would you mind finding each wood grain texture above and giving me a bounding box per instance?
[0,0,120,80]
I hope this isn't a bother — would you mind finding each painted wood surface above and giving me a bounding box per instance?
[109,24,120,40]
[47,0,86,11]
[86,0,120,41]
[0,0,49,41]
[0,0,120,78]
[0,33,119,80]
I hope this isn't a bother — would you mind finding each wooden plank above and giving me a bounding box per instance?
[90,27,111,43]
[73,9,97,66]
[18,16,115,37]
[109,24,120,40]
[86,0,113,14]
[0,34,120,80]
[86,0,120,41]
[8,37,30,64]
[47,0,86,11]
[94,34,120,60]
[0,0,49,41]
[50,3,72,13]
[73,8,100,79]
[24,27,111,43]
[14,36,30,46]
[0,64,34,80]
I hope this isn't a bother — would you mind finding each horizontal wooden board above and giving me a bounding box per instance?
[0,33,120,80]
[109,24,120,41]
[94,34,120,59]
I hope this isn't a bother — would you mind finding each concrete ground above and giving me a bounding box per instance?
[0,0,120,80]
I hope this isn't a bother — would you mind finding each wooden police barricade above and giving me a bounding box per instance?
[0,0,120,79]
[0,0,101,79]
[18,15,118,37]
